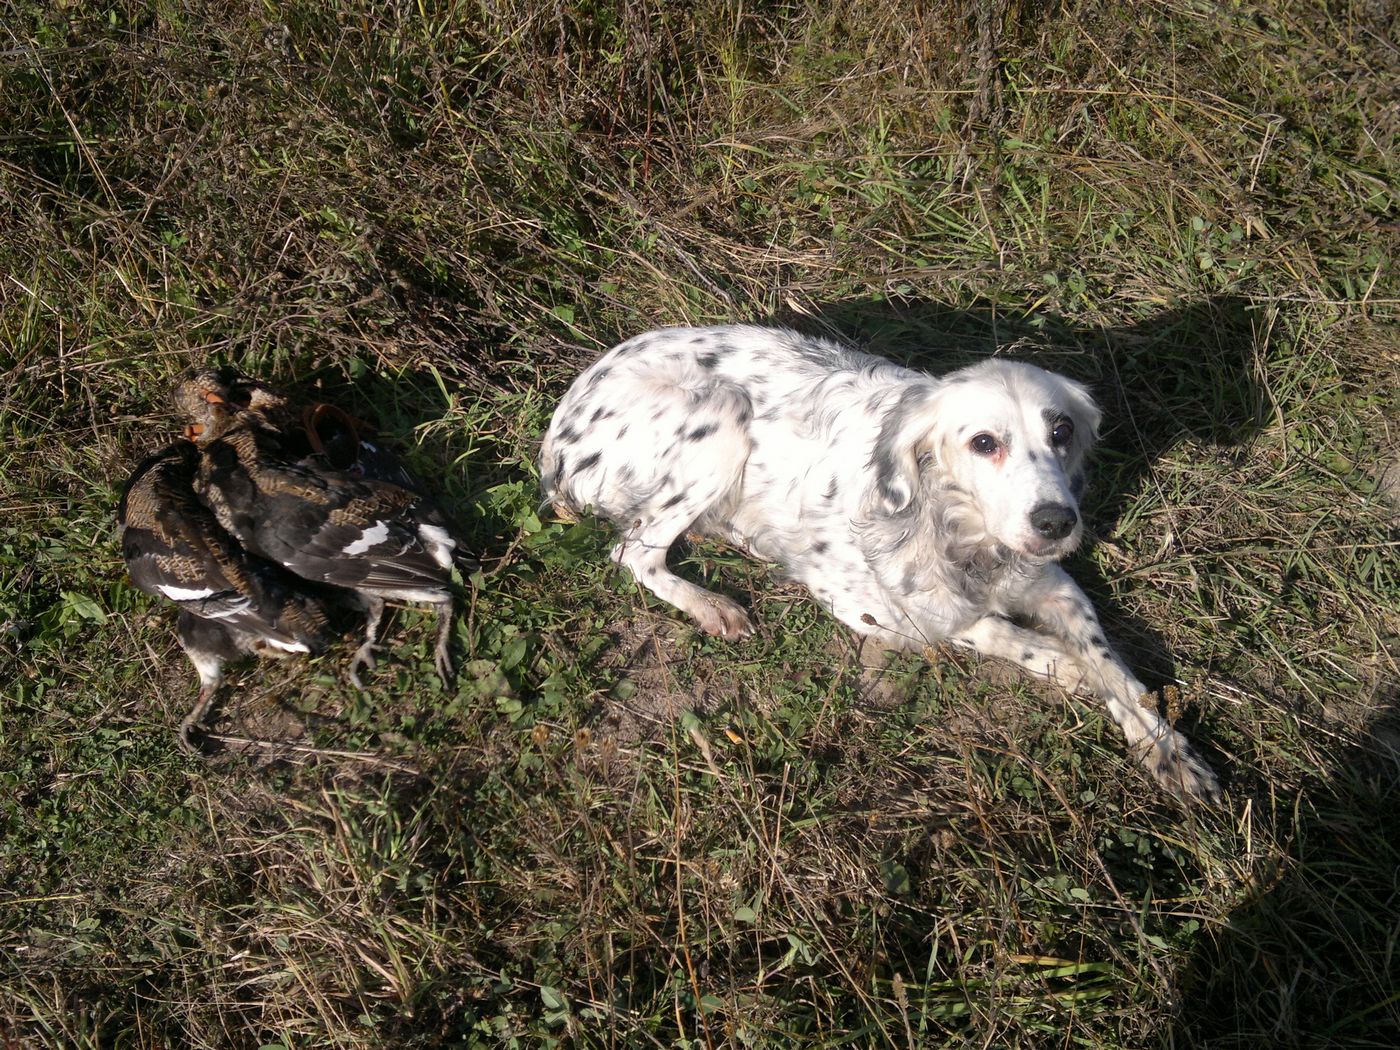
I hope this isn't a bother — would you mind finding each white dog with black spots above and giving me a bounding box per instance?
[541,324,1218,800]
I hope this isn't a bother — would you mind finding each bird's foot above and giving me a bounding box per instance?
[348,642,377,690]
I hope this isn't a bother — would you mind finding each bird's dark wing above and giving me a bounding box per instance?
[119,443,333,652]
[195,424,456,600]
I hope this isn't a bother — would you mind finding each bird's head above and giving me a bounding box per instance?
[171,366,253,444]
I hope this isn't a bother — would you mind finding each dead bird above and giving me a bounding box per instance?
[173,368,464,687]
[118,441,338,750]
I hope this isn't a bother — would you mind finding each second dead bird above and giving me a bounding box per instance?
[195,365,422,490]
[173,369,466,687]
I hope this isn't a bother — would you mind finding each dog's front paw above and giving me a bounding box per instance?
[695,594,754,640]
[1143,732,1221,802]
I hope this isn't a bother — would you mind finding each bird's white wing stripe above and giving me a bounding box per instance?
[261,638,312,654]
[341,520,391,555]
[160,584,217,601]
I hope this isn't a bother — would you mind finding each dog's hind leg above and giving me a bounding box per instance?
[609,384,756,640]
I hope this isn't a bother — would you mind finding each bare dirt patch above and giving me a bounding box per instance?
[588,615,738,746]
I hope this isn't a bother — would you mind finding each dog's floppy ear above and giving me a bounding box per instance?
[1057,375,1102,486]
[870,384,947,515]
[1055,375,1101,497]
[1060,375,1102,448]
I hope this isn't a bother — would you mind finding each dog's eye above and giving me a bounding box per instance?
[969,433,999,456]
[1050,419,1074,447]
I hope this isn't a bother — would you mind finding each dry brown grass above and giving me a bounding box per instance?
[2,0,1398,1046]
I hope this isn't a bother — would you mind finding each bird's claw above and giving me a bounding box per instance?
[348,644,377,690]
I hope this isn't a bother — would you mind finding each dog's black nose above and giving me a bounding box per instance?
[1029,502,1078,541]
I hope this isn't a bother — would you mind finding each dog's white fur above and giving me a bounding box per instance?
[541,325,1218,799]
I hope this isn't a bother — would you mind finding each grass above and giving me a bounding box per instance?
[1,0,1398,1045]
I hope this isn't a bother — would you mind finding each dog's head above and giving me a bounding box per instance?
[872,360,1101,561]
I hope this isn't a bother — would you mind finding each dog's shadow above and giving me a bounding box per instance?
[1177,695,1400,1045]
[768,295,1267,692]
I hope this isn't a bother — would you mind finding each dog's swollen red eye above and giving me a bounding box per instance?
[970,433,999,455]
[1051,420,1074,447]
